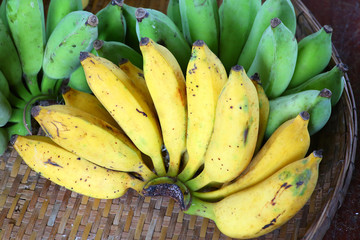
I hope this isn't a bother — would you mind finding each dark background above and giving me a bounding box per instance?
[301,0,360,239]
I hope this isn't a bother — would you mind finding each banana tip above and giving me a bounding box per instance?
[231,65,244,72]
[111,0,124,7]
[61,85,71,95]
[31,106,41,118]
[93,39,104,51]
[250,73,261,82]
[135,8,148,22]
[86,15,98,27]
[300,111,310,121]
[119,58,129,65]
[79,52,90,62]
[193,40,205,47]
[140,37,150,46]
[319,88,332,98]
[10,135,18,146]
[271,18,281,28]
[324,25,333,34]
[313,149,324,158]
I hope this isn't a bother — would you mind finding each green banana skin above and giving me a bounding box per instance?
[288,25,333,88]
[40,73,60,95]
[43,11,98,79]
[247,18,298,99]
[237,0,296,70]
[179,0,219,55]
[6,0,45,77]
[0,70,10,98]
[135,7,191,72]
[45,0,83,40]
[93,39,143,69]
[167,0,182,32]
[0,0,9,32]
[0,91,12,127]
[0,18,32,101]
[0,127,9,156]
[122,3,140,52]
[218,0,261,73]
[96,0,126,42]
[266,89,332,138]
[283,63,347,106]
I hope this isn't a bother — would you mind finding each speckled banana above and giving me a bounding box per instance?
[45,0,82,40]
[288,25,333,89]
[179,0,219,55]
[61,86,120,128]
[166,0,182,32]
[218,0,261,72]
[93,39,143,69]
[96,0,126,42]
[237,0,296,70]
[193,111,310,201]
[43,11,98,79]
[177,40,227,182]
[266,89,332,137]
[135,7,191,72]
[32,104,156,181]
[12,135,147,199]
[6,0,45,95]
[140,37,187,177]
[186,65,259,191]
[247,18,298,99]
[185,150,322,239]
[80,52,166,176]
[283,63,348,106]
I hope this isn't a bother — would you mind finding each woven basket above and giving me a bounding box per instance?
[0,0,357,239]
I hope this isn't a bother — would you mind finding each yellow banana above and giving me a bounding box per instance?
[251,73,270,153]
[12,135,146,199]
[118,58,156,113]
[186,65,259,191]
[80,52,166,176]
[193,111,310,201]
[178,40,227,182]
[62,86,120,129]
[185,150,323,239]
[32,104,156,181]
[139,37,187,177]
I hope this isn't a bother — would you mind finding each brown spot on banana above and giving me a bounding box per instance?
[270,182,293,206]
[44,159,62,168]
[136,108,147,117]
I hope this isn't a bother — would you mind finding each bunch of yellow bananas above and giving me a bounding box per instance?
[12,37,322,239]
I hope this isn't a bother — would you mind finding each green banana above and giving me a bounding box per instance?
[135,7,191,72]
[93,39,143,69]
[166,0,182,32]
[0,0,9,32]
[96,0,126,42]
[0,18,31,100]
[266,89,332,137]
[0,70,10,98]
[0,127,8,156]
[237,0,296,70]
[218,0,261,72]
[283,63,347,106]
[68,66,92,93]
[179,0,219,55]
[6,0,45,95]
[247,18,298,99]
[122,3,140,52]
[45,0,83,40]
[40,73,59,95]
[43,11,98,79]
[0,91,12,127]
[288,25,333,88]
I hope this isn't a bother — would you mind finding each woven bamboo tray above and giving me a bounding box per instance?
[0,0,358,239]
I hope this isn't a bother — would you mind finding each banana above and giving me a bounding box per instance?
[140,37,187,177]
[32,104,156,181]
[194,111,310,201]
[93,39,143,69]
[68,65,92,93]
[288,25,333,89]
[247,18,298,99]
[166,0,182,32]
[0,18,32,100]
[250,73,270,153]
[177,40,227,182]
[118,58,155,113]
[43,11,98,79]
[283,63,348,106]
[122,3,140,52]
[135,7,191,72]
[0,0,9,32]
[186,65,259,191]
[12,135,147,198]
[0,91,12,127]
[96,0,126,42]
[185,150,323,239]
[0,70,10,98]
[179,0,219,55]
[0,127,8,155]
[6,0,45,95]
[237,0,296,70]
[45,0,83,40]
[80,52,166,176]
[218,0,261,72]
[40,73,59,95]
[61,86,120,128]
[266,89,332,138]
